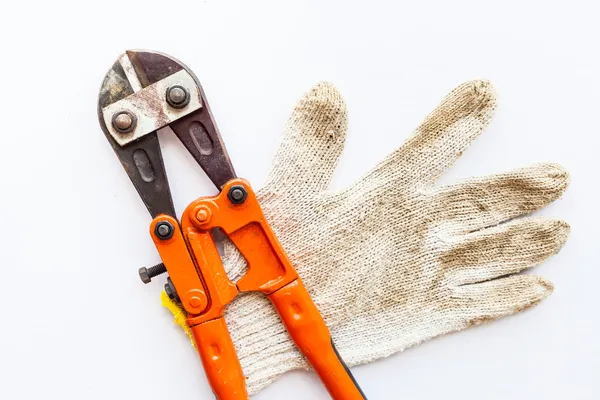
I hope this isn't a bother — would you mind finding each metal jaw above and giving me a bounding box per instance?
[97,50,236,218]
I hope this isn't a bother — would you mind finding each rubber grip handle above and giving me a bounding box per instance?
[268,279,367,400]
[190,317,248,400]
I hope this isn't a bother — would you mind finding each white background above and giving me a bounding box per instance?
[1,1,598,399]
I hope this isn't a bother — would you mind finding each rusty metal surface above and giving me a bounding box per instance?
[98,50,237,217]
[98,53,175,217]
[130,50,236,188]
[170,107,236,189]
[101,69,203,146]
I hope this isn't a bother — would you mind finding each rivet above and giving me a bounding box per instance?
[166,85,190,108]
[189,296,203,308]
[112,111,136,133]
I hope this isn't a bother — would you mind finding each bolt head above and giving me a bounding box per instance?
[139,267,151,284]
[228,185,248,204]
[112,111,136,133]
[155,221,174,240]
[166,85,190,108]
[196,208,210,223]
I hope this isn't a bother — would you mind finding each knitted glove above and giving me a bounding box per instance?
[164,80,569,395]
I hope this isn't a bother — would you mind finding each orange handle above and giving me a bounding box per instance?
[190,317,248,400]
[269,279,366,400]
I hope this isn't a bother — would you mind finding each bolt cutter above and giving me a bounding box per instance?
[97,50,366,400]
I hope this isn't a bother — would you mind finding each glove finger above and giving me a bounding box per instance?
[357,80,495,191]
[264,82,348,194]
[449,274,553,326]
[441,218,569,286]
[431,163,569,234]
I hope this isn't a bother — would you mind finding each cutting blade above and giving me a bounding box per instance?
[97,50,236,217]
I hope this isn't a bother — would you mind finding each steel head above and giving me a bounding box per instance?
[97,50,237,218]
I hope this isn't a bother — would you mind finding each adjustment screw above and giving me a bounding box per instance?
[228,185,247,204]
[166,85,190,108]
[165,277,180,302]
[138,262,167,284]
[155,221,174,240]
[112,111,136,133]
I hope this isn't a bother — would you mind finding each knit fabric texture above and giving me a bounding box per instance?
[166,80,570,395]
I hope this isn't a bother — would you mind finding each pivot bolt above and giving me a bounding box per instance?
[112,111,136,133]
[189,296,203,308]
[195,206,211,223]
[155,221,174,240]
[166,85,190,108]
[138,262,167,284]
[228,185,247,204]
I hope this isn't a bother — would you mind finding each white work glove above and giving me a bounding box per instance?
[166,80,569,395]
